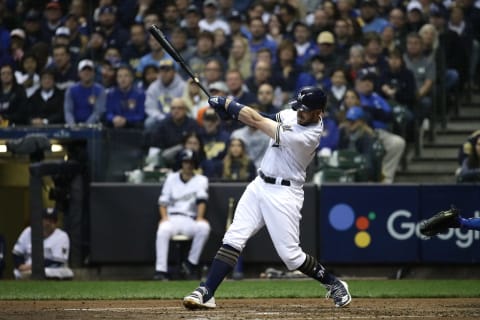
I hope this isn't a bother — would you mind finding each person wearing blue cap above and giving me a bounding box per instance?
[338,106,384,181]
[12,208,74,279]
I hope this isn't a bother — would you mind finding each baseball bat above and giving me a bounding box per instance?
[148,24,211,98]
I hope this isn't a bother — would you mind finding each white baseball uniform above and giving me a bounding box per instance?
[12,226,73,279]
[155,171,211,273]
[223,109,323,270]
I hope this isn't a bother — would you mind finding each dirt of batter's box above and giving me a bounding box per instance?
[1,298,480,320]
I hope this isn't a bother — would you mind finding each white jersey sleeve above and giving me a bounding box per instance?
[12,227,32,263]
[44,229,70,264]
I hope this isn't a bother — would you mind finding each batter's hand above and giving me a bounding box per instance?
[208,96,232,120]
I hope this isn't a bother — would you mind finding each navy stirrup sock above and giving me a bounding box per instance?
[298,254,337,286]
[203,244,240,299]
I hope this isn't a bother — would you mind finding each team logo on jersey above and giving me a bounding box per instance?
[281,124,292,132]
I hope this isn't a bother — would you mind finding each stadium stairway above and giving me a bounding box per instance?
[396,89,480,183]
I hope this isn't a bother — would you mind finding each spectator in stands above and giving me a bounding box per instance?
[12,208,74,280]
[292,21,319,68]
[380,48,416,139]
[140,9,161,32]
[98,59,116,91]
[333,18,354,64]
[202,58,225,89]
[225,69,257,106]
[41,1,64,44]
[170,27,196,80]
[64,59,106,125]
[357,0,389,34]
[50,44,77,91]
[137,64,158,91]
[182,5,202,47]
[154,149,210,281]
[405,1,425,33]
[144,59,186,129]
[105,65,145,129]
[97,5,129,49]
[457,134,480,183]
[227,10,250,40]
[28,68,65,126]
[3,28,26,70]
[325,68,350,120]
[81,27,107,66]
[316,31,343,78]
[338,106,383,182]
[63,13,88,57]
[388,7,408,51]
[266,13,286,46]
[148,97,200,167]
[172,132,208,173]
[381,24,396,57]
[249,17,278,61]
[245,59,274,96]
[161,2,180,38]
[188,31,225,80]
[137,34,176,76]
[256,83,281,113]
[182,78,209,120]
[355,73,406,183]
[403,32,435,123]
[121,23,150,72]
[296,54,331,93]
[363,32,389,89]
[271,39,301,104]
[199,108,231,178]
[228,36,253,81]
[336,0,358,20]
[22,9,42,50]
[132,1,159,25]
[14,53,40,98]
[0,64,28,126]
[199,0,230,35]
[277,3,299,37]
[231,103,271,170]
[345,44,366,83]
[213,28,231,62]
[52,27,79,63]
[220,138,257,182]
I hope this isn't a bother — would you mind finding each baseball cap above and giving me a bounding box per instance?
[10,28,26,40]
[186,4,199,13]
[317,31,335,44]
[358,69,376,82]
[228,10,243,21]
[208,81,228,93]
[204,0,218,7]
[407,1,422,12]
[99,5,117,15]
[42,207,58,220]
[46,1,62,10]
[25,9,41,21]
[78,59,94,71]
[346,106,365,121]
[158,59,175,70]
[55,26,70,37]
[203,108,219,121]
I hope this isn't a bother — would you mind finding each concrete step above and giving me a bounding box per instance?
[445,121,480,132]
[395,173,457,183]
[405,160,459,175]
[415,147,458,160]
[454,107,480,119]
[426,133,469,145]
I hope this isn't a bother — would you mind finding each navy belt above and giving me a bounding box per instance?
[259,170,291,186]
[170,212,194,219]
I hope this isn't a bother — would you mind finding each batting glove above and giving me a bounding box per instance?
[208,96,231,120]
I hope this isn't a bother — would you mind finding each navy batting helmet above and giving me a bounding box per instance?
[289,86,326,112]
[179,148,199,168]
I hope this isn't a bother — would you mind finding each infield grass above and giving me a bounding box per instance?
[1,279,479,300]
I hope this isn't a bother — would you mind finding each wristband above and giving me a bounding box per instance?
[226,100,245,120]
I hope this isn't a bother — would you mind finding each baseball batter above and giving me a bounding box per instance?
[183,86,352,309]
[154,149,211,280]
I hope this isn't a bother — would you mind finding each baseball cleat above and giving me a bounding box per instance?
[183,286,216,310]
[325,280,352,307]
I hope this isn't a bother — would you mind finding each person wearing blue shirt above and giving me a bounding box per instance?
[105,65,145,129]
[248,17,277,62]
[357,0,389,34]
[64,59,106,125]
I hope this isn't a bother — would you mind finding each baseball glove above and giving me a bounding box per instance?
[419,207,460,237]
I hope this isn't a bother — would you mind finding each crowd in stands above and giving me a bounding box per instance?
[1,0,480,183]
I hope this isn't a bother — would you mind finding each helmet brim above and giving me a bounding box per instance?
[289,100,310,111]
